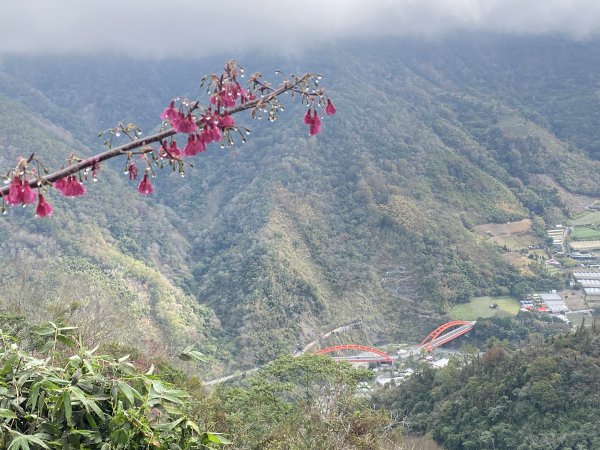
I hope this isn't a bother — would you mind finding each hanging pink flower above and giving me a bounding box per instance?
[35,193,53,217]
[303,109,312,125]
[172,113,198,134]
[325,99,336,116]
[210,125,222,142]
[160,100,178,122]
[67,176,86,197]
[21,181,37,204]
[53,177,67,194]
[312,112,321,129]
[184,135,195,156]
[218,113,235,128]
[137,173,153,195]
[161,140,182,159]
[55,176,85,197]
[127,162,138,180]
[6,176,24,205]
[308,109,322,136]
[184,134,206,156]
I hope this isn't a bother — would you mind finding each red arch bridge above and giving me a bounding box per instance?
[314,321,476,362]
[418,320,476,352]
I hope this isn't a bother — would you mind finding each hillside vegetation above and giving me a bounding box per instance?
[375,324,600,449]
[2,35,600,368]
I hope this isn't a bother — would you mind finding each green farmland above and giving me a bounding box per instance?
[569,211,600,226]
[450,296,521,321]
[571,226,600,241]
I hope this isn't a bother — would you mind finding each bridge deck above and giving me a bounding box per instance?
[419,321,475,352]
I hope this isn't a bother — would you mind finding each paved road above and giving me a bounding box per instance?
[203,320,362,386]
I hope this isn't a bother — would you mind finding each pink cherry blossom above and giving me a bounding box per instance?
[68,176,86,197]
[6,176,24,205]
[218,113,235,128]
[127,162,138,180]
[161,140,182,159]
[305,109,321,136]
[21,181,37,204]
[184,134,206,156]
[137,173,153,195]
[172,113,198,134]
[160,100,178,122]
[55,176,86,197]
[53,177,67,194]
[35,193,53,217]
[325,99,336,116]
[303,109,312,125]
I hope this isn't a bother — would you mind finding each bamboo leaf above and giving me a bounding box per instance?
[0,408,17,419]
[62,390,73,427]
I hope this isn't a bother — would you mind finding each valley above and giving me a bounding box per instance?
[3,2,600,447]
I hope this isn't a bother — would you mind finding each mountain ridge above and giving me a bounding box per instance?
[1,34,599,369]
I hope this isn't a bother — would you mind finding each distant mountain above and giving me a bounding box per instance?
[1,34,600,369]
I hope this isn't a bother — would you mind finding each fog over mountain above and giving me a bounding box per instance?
[1,0,600,57]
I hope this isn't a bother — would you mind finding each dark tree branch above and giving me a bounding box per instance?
[0,75,310,197]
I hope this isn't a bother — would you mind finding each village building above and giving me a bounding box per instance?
[572,269,600,307]
[521,292,569,315]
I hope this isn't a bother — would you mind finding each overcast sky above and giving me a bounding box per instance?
[1,0,600,57]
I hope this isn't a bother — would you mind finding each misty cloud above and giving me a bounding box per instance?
[1,0,600,57]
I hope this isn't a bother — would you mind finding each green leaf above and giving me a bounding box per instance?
[56,334,76,348]
[154,417,184,433]
[27,383,40,411]
[24,435,50,449]
[62,390,73,427]
[34,327,56,337]
[158,392,184,405]
[0,408,17,419]
[7,432,50,450]
[201,432,231,445]
[161,403,184,416]
[178,346,206,363]
[85,398,105,419]
[116,381,140,406]
[111,428,129,445]
[8,435,30,450]
[185,420,201,435]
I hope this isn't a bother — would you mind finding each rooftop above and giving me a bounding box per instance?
[539,293,563,302]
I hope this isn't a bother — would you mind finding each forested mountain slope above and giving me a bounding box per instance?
[375,324,600,449]
[1,34,600,370]
[0,96,220,370]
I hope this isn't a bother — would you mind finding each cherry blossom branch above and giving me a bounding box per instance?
[1,61,336,217]
[0,76,308,197]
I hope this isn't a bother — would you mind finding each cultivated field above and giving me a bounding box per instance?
[474,219,539,251]
[450,296,520,321]
[474,219,532,236]
[561,289,588,311]
[569,211,600,226]
[571,226,600,241]
[570,240,600,251]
